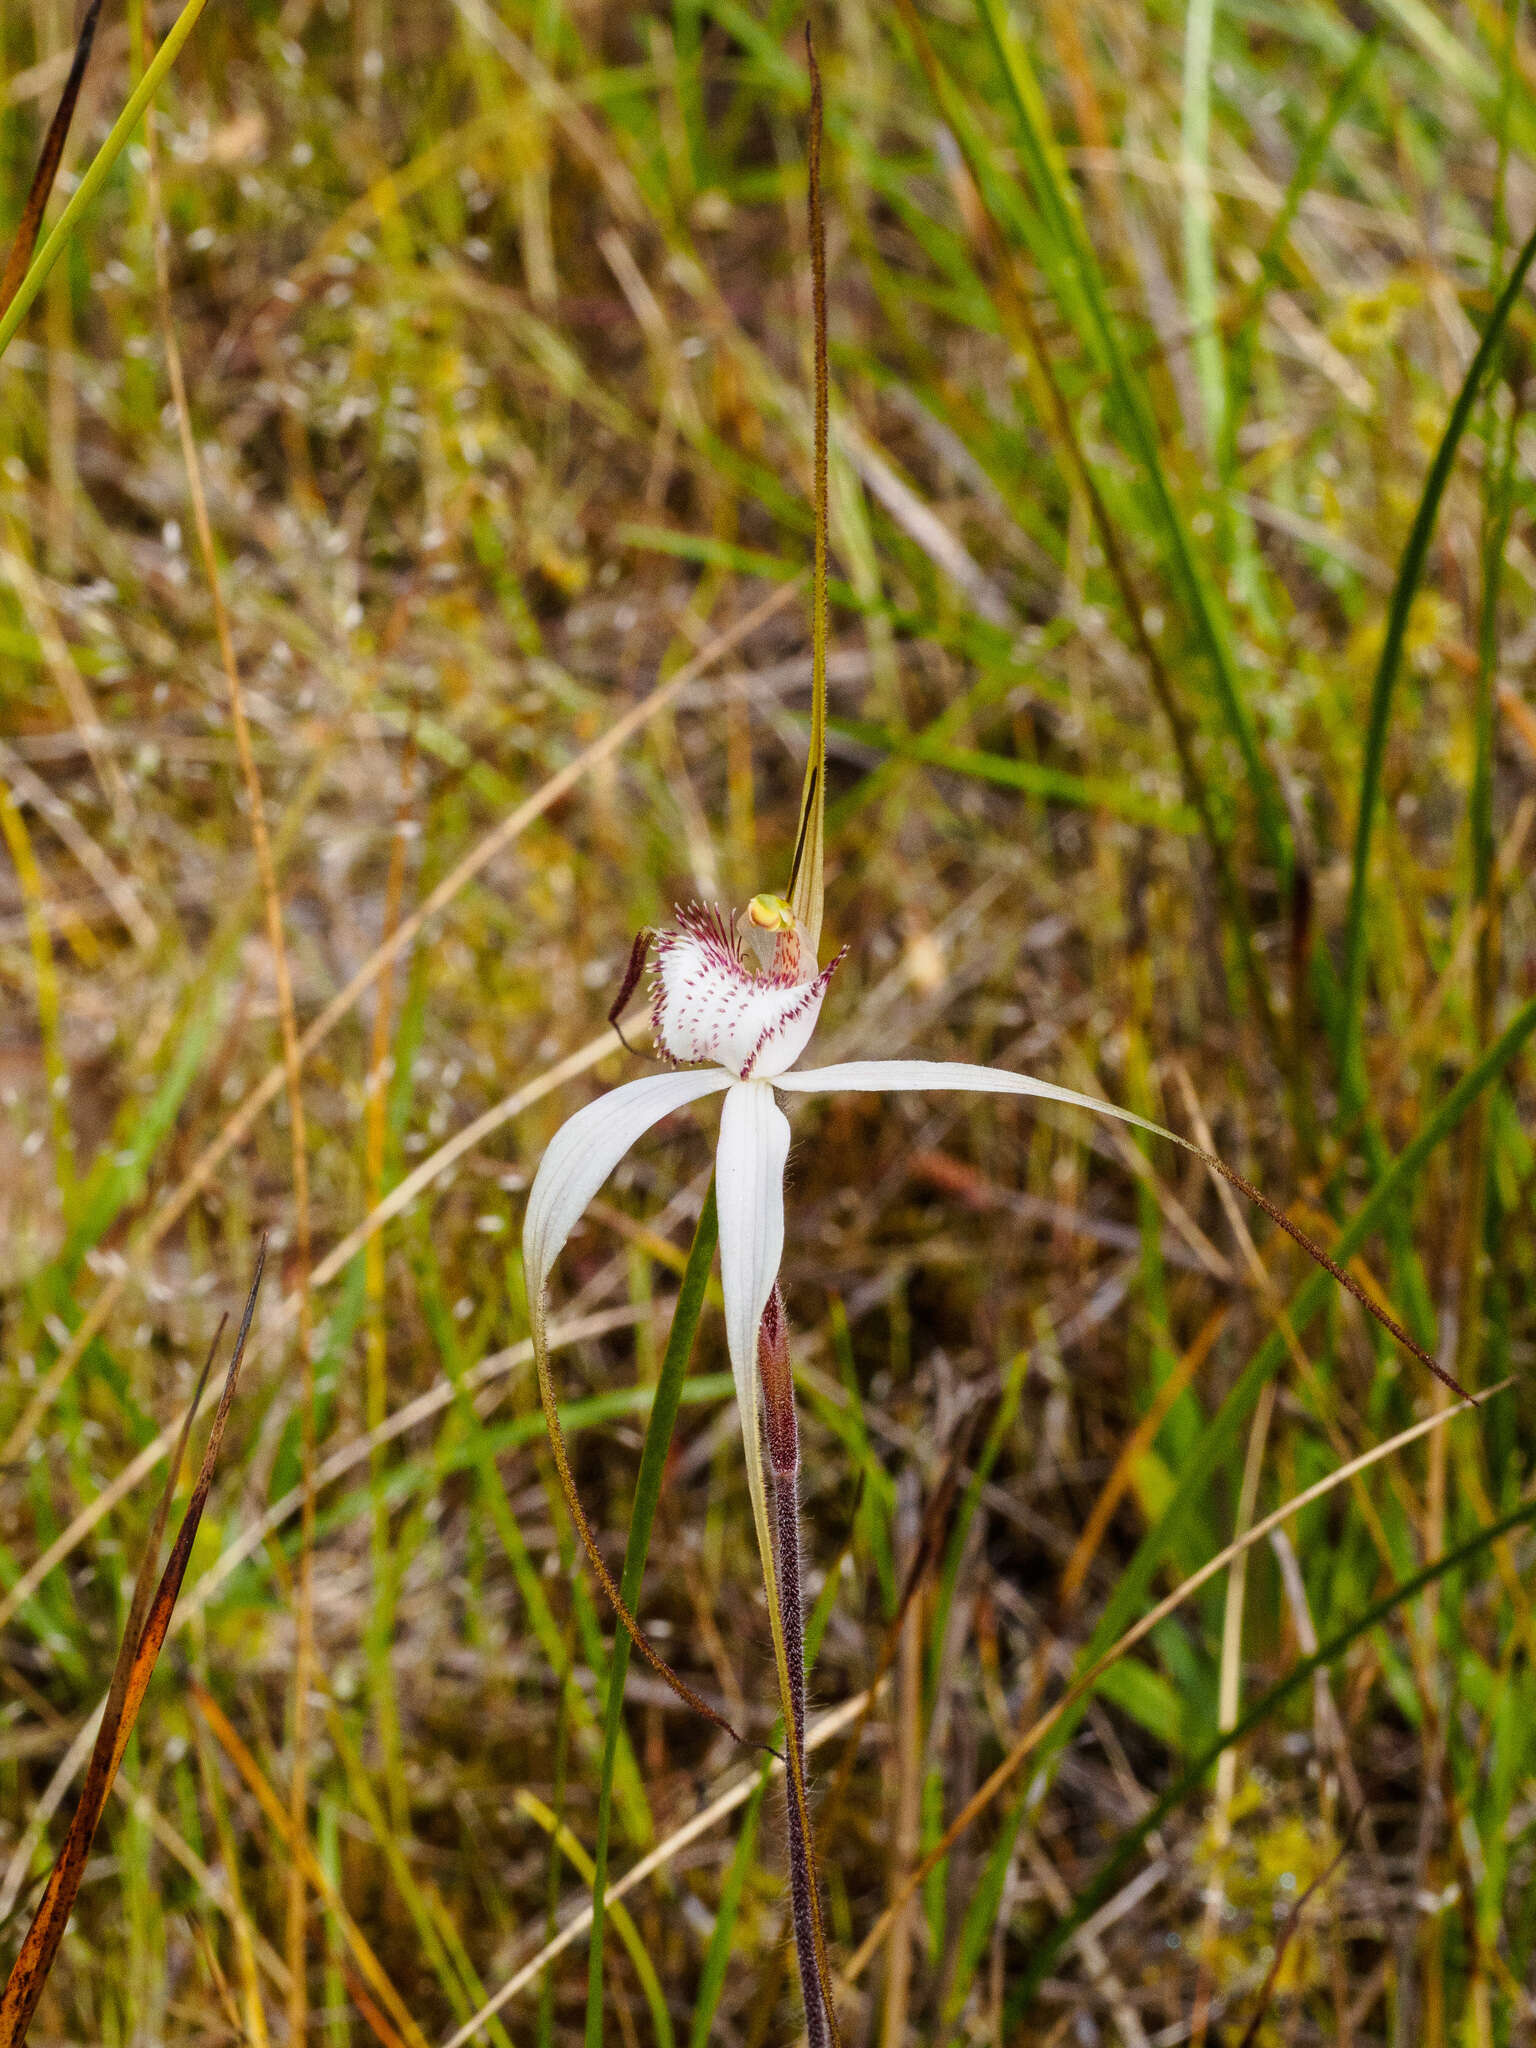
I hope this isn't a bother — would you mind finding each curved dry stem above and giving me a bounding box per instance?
[530,1292,748,1746]
[1190,1145,1467,1401]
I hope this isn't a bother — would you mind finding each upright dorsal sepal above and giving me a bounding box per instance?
[788,25,828,961]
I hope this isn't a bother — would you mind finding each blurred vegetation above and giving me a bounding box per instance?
[1,0,1535,2042]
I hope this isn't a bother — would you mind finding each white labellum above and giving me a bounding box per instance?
[651,904,844,1080]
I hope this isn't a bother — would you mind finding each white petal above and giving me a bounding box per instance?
[522,1071,745,1743]
[774,1058,1178,1147]
[522,1069,731,1314]
[713,1079,792,1411]
[713,1079,793,1749]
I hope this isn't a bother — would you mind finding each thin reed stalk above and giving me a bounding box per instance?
[140,61,317,2033]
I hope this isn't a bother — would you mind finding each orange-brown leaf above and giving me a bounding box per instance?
[0,0,104,321]
[0,1242,264,2048]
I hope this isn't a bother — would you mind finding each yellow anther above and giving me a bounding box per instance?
[747,892,796,932]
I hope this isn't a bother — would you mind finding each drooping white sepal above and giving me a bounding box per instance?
[522,1069,731,1320]
[711,1077,796,1796]
[714,1079,792,1413]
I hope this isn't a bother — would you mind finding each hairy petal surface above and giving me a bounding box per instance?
[652,905,841,1078]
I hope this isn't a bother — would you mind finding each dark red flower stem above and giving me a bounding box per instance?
[760,1287,833,2048]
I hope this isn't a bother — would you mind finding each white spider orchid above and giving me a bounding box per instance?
[522,887,1214,2042]
[524,881,1449,1612]
[521,888,1454,2048]
[519,50,1455,2039]
[522,886,1223,1693]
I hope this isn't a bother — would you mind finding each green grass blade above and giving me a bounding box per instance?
[1008,1489,1536,2020]
[0,0,213,362]
[1181,0,1225,451]
[946,1792,1021,2024]
[415,1241,650,1845]
[1217,26,1382,650]
[827,716,1199,833]
[1036,991,1536,1772]
[926,1347,1029,1722]
[966,0,1291,877]
[686,1776,766,2048]
[585,1186,719,2048]
[1336,217,1536,1105]
[523,1791,676,2048]
[1221,28,1383,468]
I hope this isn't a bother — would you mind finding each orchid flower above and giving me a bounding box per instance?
[522,884,1457,2038]
[520,42,1458,2042]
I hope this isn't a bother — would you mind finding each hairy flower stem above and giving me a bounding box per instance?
[772,1452,826,2047]
[760,1287,835,2048]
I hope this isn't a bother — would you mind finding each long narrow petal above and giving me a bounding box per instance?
[713,1080,795,1754]
[776,1060,1458,1395]
[523,1068,729,1308]
[716,1079,839,2043]
[714,1080,792,1411]
[775,1057,1174,1143]
[522,1066,736,1739]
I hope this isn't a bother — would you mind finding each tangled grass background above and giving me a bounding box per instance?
[1,1,1535,2042]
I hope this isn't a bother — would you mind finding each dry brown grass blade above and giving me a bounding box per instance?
[0,578,797,1474]
[339,1959,414,2048]
[1058,1307,1228,1612]
[188,1712,278,2047]
[0,0,102,320]
[890,0,1281,1057]
[187,1684,432,2048]
[0,1241,264,2048]
[1232,1811,1359,2048]
[835,1382,1506,1996]
[139,61,320,2033]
